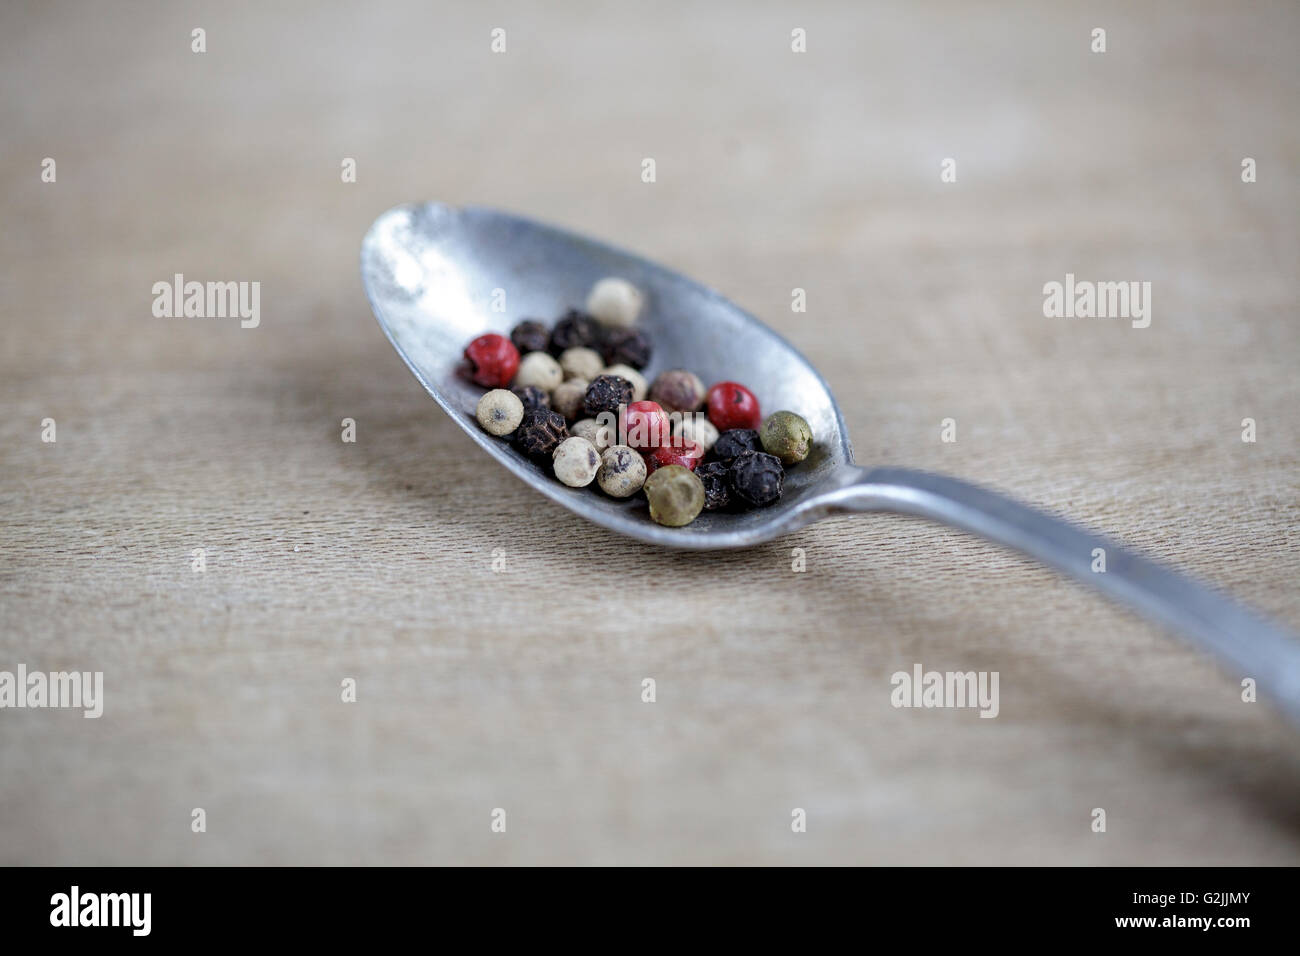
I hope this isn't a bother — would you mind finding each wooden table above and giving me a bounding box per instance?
[2,1,1298,864]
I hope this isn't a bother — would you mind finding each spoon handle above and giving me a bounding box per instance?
[824,466,1300,726]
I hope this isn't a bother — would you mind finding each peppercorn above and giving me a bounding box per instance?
[645,439,704,474]
[649,369,706,413]
[709,428,761,465]
[643,465,705,527]
[601,328,652,369]
[583,374,634,417]
[548,309,602,354]
[572,418,615,454]
[673,414,719,454]
[510,319,550,355]
[552,437,601,487]
[585,277,643,329]
[729,450,784,507]
[463,333,520,389]
[759,410,814,465]
[603,364,647,401]
[559,346,605,382]
[551,378,589,421]
[512,408,568,459]
[706,381,761,431]
[512,385,550,411]
[475,388,525,437]
[620,400,671,450]
[513,351,563,392]
[596,444,647,498]
[696,461,732,511]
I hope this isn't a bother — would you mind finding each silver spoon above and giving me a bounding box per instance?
[361,202,1300,727]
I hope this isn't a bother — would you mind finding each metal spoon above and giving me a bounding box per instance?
[361,202,1300,726]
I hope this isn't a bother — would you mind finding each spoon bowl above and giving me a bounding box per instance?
[361,201,854,548]
[362,201,1300,726]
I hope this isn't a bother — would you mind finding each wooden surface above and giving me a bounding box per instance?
[2,1,1298,865]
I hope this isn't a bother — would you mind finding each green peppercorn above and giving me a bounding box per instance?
[643,464,705,527]
[759,411,813,465]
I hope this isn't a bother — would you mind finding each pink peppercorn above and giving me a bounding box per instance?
[706,381,761,431]
[464,333,520,388]
[645,439,704,474]
[619,400,671,450]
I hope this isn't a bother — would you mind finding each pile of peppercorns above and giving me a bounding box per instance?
[464,277,814,528]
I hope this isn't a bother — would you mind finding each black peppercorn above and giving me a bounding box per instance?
[512,408,569,459]
[512,385,550,411]
[728,450,784,507]
[548,309,602,355]
[583,374,634,417]
[601,328,652,369]
[696,461,732,511]
[709,428,762,465]
[510,320,550,355]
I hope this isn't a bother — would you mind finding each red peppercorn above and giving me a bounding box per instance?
[645,439,704,474]
[463,333,520,388]
[706,381,761,431]
[619,400,671,450]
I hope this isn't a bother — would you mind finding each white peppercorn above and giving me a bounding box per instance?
[603,363,647,402]
[572,417,615,454]
[585,277,643,329]
[673,414,719,453]
[597,444,647,498]
[475,388,525,436]
[513,351,563,391]
[551,378,589,421]
[552,436,601,487]
[559,346,605,382]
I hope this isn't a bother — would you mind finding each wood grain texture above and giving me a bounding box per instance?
[1,0,1298,865]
